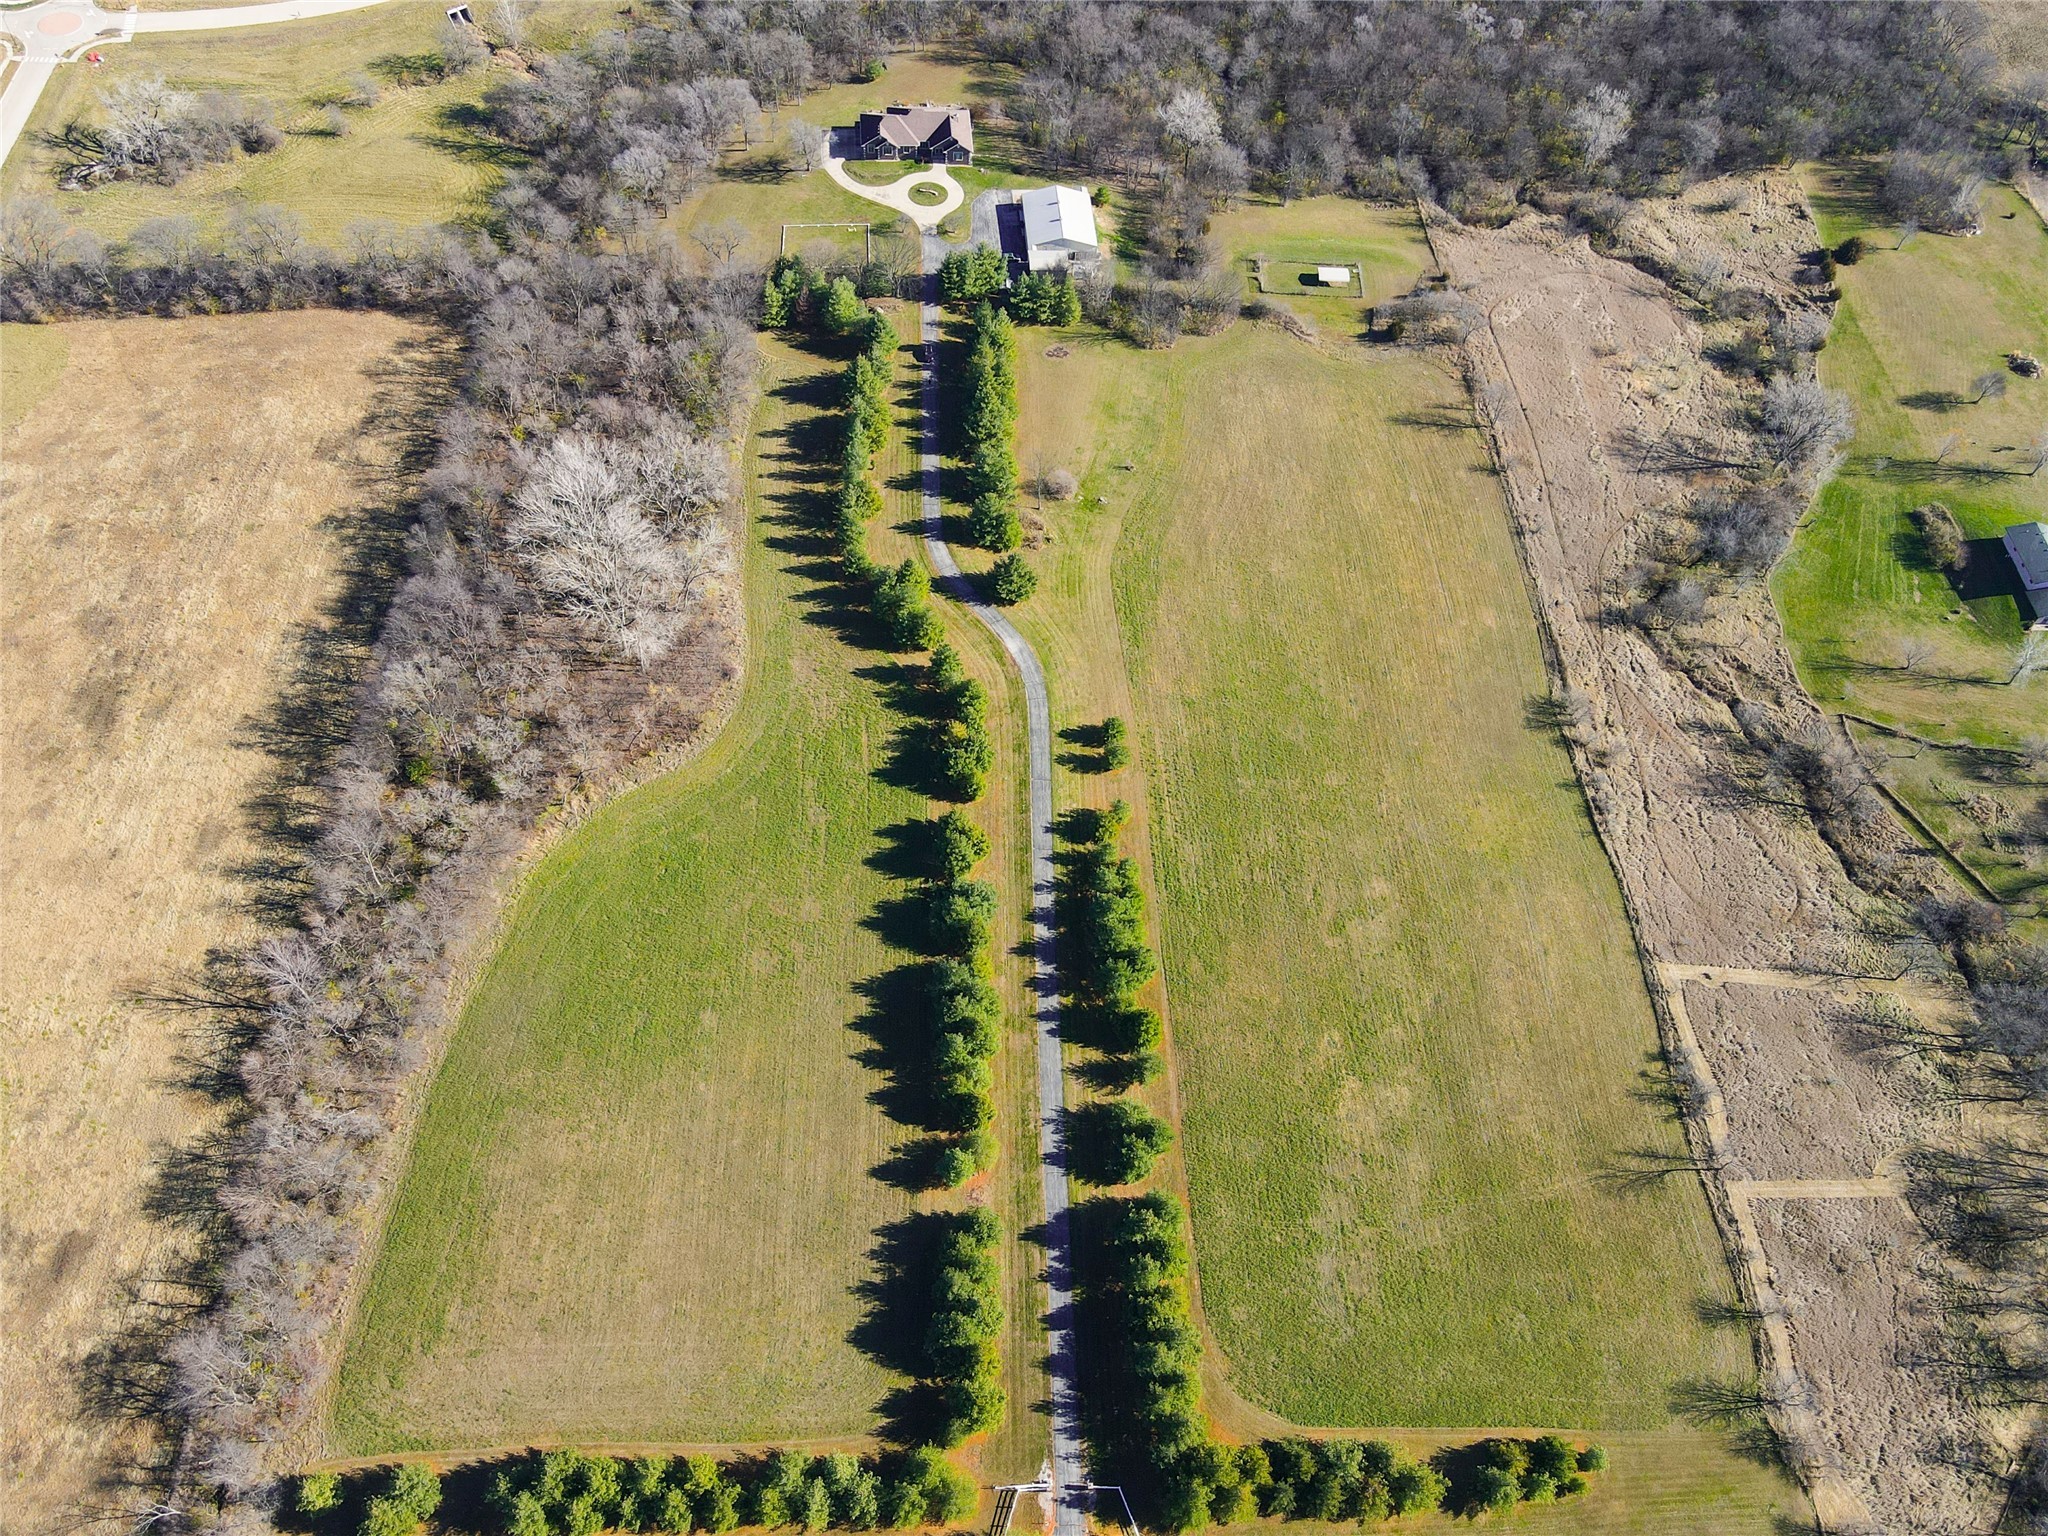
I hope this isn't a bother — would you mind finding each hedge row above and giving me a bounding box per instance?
[296,1447,977,1536]
[961,302,1022,554]
[822,307,943,651]
[920,1208,1007,1447]
[1056,801,1164,1086]
[921,804,998,1185]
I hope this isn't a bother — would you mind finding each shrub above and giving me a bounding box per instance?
[296,1471,343,1515]
[1042,467,1078,501]
[1577,1445,1608,1472]
[988,553,1038,605]
[1834,234,1867,263]
[1911,501,1963,570]
[1101,715,1129,769]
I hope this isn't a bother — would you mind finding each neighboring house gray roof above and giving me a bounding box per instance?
[2007,520,2048,624]
[2006,520,2048,591]
[856,103,973,155]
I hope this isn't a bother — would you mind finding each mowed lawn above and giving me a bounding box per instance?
[330,332,924,1454]
[3,1,617,242]
[1115,327,1747,1428]
[1772,171,2047,747]
[1002,248,1763,1433]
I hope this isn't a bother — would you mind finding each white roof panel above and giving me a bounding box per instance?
[1020,184,1098,252]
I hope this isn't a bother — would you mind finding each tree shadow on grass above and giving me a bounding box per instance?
[850,1212,983,1446]
[1669,1377,1791,1471]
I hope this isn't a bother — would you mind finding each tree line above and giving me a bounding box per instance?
[768,292,1008,1446]
[955,302,1038,604]
[293,1445,977,1536]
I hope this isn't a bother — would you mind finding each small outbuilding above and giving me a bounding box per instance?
[2004,520,2048,628]
[1314,265,1352,286]
[1019,184,1099,271]
[852,104,973,165]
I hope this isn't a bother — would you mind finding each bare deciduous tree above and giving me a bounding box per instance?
[785,118,825,172]
[1760,374,1854,469]
[1567,83,1632,169]
[691,217,749,268]
[1973,370,2008,404]
[1899,636,1936,672]
[1159,87,1220,167]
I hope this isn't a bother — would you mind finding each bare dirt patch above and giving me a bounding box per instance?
[1683,982,1953,1182]
[0,311,438,1532]
[1430,169,2004,1528]
[1754,1198,1998,1534]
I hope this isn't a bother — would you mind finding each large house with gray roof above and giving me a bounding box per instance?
[852,103,973,164]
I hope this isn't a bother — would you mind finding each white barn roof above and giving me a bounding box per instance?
[1020,184,1098,268]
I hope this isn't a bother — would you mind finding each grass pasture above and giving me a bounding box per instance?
[982,197,1797,1527]
[0,311,438,1531]
[330,331,931,1455]
[1774,171,2046,748]
[3,1,617,242]
[333,313,1050,1477]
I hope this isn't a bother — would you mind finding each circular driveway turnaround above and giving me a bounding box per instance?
[822,142,964,229]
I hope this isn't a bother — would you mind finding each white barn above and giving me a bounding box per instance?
[1020,184,1099,271]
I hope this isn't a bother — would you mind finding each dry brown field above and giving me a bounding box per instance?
[0,311,439,1531]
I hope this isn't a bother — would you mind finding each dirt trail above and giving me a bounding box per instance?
[1433,173,2005,1534]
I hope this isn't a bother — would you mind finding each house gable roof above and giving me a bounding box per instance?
[2006,520,2048,591]
[856,103,973,154]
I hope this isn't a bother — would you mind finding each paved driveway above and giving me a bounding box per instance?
[820,138,963,230]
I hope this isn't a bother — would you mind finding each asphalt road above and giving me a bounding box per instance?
[918,230,1087,1536]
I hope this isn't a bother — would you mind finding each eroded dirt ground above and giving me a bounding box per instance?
[1434,172,2010,1533]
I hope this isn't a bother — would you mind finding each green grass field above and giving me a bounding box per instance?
[977,197,1799,1529]
[330,331,933,1455]
[1773,171,2046,748]
[2,1,615,242]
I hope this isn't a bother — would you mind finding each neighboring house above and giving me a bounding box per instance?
[2005,520,2048,628]
[853,103,973,164]
[1019,184,1099,271]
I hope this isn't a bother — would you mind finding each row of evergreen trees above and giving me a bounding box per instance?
[934,247,1080,329]
[807,302,1007,1450]
[919,1208,1007,1447]
[296,1447,978,1536]
[1058,800,1165,1088]
[961,302,1023,553]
